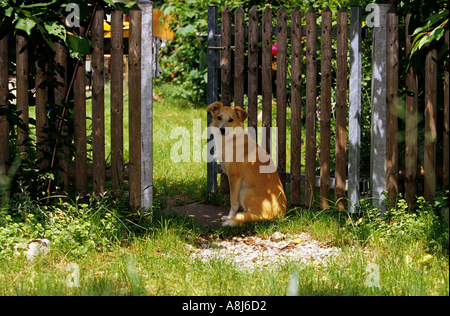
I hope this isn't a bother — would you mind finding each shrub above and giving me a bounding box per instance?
[344,193,449,256]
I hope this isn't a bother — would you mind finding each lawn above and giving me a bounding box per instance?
[1,83,448,296]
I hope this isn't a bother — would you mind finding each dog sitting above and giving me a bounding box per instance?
[207,101,287,227]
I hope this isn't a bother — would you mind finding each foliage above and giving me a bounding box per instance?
[0,183,152,259]
[344,193,449,256]
[0,1,121,199]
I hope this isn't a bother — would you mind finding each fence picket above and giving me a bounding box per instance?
[74,25,88,197]
[54,39,69,193]
[443,28,449,192]
[129,4,142,209]
[276,6,287,191]
[386,7,399,201]
[404,10,418,209]
[305,6,317,207]
[221,6,232,108]
[0,33,9,172]
[92,8,106,194]
[262,6,272,155]
[248,6,259,140]
[290,6,302,206]
[234,7,245,109]
[424,36,438,202]
[320,7,332,209]
[111,5,124,194]
[16,32,28,161]
[335,6,348,211]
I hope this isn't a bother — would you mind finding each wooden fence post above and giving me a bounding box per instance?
[276,6,287,191]
[207,5,220,193]
[74,24,88,197]
[335,6,348,211]
[386,6,399,202]
[247,6,259,141]
[0,33,9,173]
[348,6,362,213]
[370,3,391,215]
[221,6,232,108]
[54,39,69,193]
[262,6,272,155]
[444,28,449,192]
[16,32,28,161]
[111,5,124,194]
[92,7,106,195]
[137,0,154,210]
[35,59,48,170]
[129,4,142,209]
[320,7,332,209]
[424,21,438,202]
[234,7,245,109]
[290,6,302,206]
[404,10,418,209]
[305,6,317,207]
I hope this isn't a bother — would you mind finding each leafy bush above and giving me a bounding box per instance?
[344,193,449,256]
[0,185,152,259]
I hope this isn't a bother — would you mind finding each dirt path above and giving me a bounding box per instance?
[164,198,230,228]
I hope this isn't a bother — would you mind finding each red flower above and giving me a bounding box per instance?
[272,42,277,56]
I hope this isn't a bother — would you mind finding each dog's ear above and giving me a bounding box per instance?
[206,101,222,114]
[234,106,249,122]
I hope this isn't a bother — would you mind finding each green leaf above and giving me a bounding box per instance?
[177,24,196,37]
[15,17,36,35]
[432,27,445,42]
[66,33,91,60]
[45,21,66,42]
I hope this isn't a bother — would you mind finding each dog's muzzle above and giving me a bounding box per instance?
[219,123,226,135]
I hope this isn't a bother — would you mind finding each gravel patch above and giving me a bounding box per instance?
[186,232,342,269]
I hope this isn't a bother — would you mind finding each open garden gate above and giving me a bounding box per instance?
[205,4,450,214]
[206,5,365,213]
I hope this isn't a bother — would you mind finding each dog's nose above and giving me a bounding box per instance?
[219,123,226,135]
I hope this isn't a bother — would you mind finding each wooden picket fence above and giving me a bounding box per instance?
[206,5,449,212]
[0,4,155,209]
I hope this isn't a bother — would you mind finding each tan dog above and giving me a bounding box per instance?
[207,101,287,227]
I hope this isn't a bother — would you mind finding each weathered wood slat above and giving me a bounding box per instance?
[404,10,418,209]
[0,33,9,171]
[335,7,348,210]
[128,4,142,209]
[16,32,28,161]
[35,59,48,169]
[262,6,272,155]
[74,25,88,196]
[305,7,317,207]
[386,7,399,202]
[111,5,124,194]
[443,28,449,192]
[424,35,438,202]
[234,7,245,109]
[92,8,106,194]
[247,6,258,141]
[290,6,302,206]
[54,39,69,192]
[276,6,287,191]
[221,6,232,107]
[320,7,332,209]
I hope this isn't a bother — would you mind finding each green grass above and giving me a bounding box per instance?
[1,82,448,296]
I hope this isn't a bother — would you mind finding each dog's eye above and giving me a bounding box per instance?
[217,116,222,121]
[228,118,234,123]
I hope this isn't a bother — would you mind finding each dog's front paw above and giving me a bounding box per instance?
[221,215,230,222]
[222,219,237,227]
